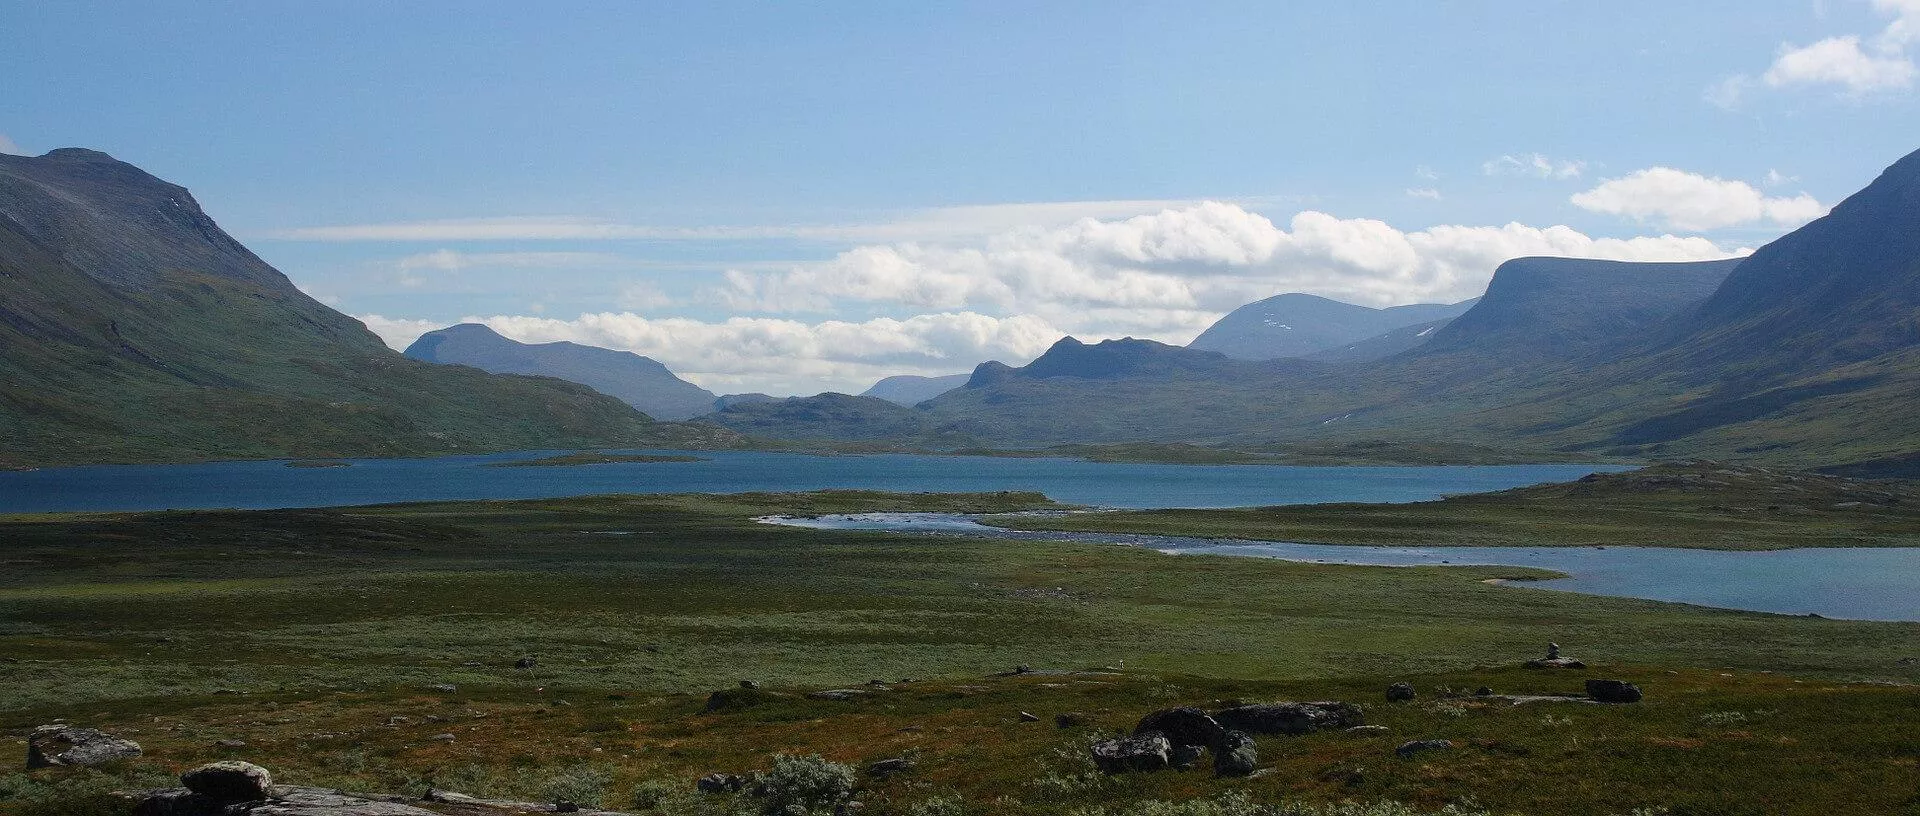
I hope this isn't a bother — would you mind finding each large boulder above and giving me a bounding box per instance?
[1215,701,1364,735]
[130,789,221,816]
[1385,683,1416,702]
[1133,707,1225,748]
[1586,679,1643,703]
[1213,730,1258,777]
[26,725,141,768]
[182,761,273,804]
[1395,739,1453,758]
[1091,733,1172,774]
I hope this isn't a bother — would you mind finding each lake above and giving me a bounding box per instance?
[0,449,1621,514]
[767,512,1920,622]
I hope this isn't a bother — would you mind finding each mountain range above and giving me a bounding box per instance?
[703,146,1920,469]
[860,373,970,406]
[0,149,724,467]
[1186,293,1478,361]
[404,323,720,420]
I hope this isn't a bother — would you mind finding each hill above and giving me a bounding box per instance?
[0,148,720,466]
[1187,293,1476,360]
[859,372,969,406]
[405,323,719,420]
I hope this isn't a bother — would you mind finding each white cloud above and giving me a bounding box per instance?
[1762,35,1916,94]
[0,134,21,155]
[1405,187,1443,200]
[1571,167,1827,231]
[362,311,1063,396]
[1764,168,1798,186]
[1717,1,1920,104]
[616,282,673,311]
[1414,165,1440,181]
[1481,153,1586,180]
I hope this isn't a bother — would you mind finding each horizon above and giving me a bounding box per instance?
[8,1,1920,394]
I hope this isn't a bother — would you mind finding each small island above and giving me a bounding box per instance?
[485,452,710,468]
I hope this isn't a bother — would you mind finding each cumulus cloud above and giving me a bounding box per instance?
[1571,168,1827,231]
[1405,188,1443,200]
[1715,0,1920,105]
[1481,154,1586,180]
[718,202,1746,322]
[362,311,1062,396]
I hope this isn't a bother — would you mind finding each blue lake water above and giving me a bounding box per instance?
[767,512,1920,623]
[0,450,1622,514]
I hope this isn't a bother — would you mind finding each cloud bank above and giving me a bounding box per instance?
[1571,168,1827,231]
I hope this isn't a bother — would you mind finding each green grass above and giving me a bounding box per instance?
[994,463,1920,550]
[2,489,1917,815]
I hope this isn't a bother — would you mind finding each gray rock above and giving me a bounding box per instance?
[425,684,457,694]
[1018,711,1040,723]
[738,680,761,690]
[1133,707,1225,748]
[1215,701,1364,735]
[867,758,913,776]
[249,787,444,816]
[1346,725,1390,734]
[806,689,868,701]
[1395,739,1453,758]
[514,657,537,670]
[1385,682,1417,702]
[182,761,274,804]
[1525,657,1587,669]
[131,788,222,816]
[1213,730,1258,777]
[1586,679,1643,703]
[1091,733,1172,774]
[1055,712,1089,728]
[26,725,142,768]
[696,773,744,794]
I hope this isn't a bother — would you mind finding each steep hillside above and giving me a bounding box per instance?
[860,372,969,406]
[406,324,718,420]
[1188,293,1476,360]
[0,149,716,467]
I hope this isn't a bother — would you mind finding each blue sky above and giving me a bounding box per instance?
[6,1,1920,394]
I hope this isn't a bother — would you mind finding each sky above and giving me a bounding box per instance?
[6,1,1920,395]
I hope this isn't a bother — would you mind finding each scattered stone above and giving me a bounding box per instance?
[1526,657,1588,669]
[1474,687,1495,697]
[806,689,868,701]
[26,725,141,768]
[553,801,579,813]
[1170,743,1206,770]
[1346,725,1390,734]
[1091,733,1172,774]
[181,761,273,804]
[514,657,537,670]
[697,773,744,794]
[1586,679,1644,703]
[429,734,455,742]
[1213,730,1258,777]
[866,679,887,686]
[1547,642,1561,659]
[1215,701,1364,735]
[426,684,457,694]
[867,758,914,776]
[1018,711,1041,723]
[739,680,761,690]
[1055,712,1089,728]
[1133,707,1225,749]
[130,788,219,816]
[1015,664,1032,674]
[1385,682,1417,702]
[1395,739,1454,758]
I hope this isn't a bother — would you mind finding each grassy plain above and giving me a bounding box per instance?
[3,489,1918,815]
[995,463,1920,550]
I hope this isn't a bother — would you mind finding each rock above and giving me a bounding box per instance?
[514,657,537,670]
[1213,730,1258,777]
[1586,679,1643,703]
[696,773,744,794]
[181,761,273,804]
[1547,642,1562,660]
[553,801,579,813]
[1018,711,1040,723]
[739,680,761,690]
[1395,739,1453,758]
[1015,664,1032,674]
[1214,701,1364,735]
[1090,733,1172,774]
[867,758,914,776]
[807,689,868,701]
[1385,682,1417,702]
[1525,658,1587,669]
[215,740,249,749]
[429,733,455,742]
[1055,712,1089,728]
[249,787,444,816]
[426,684,457,694]
[1474,687,1495,697]
[1133,707,1225,748]
[131,788,221,816]
[1170,743,1206,769]
[1346,725,1390,734]
[26,725,142,768]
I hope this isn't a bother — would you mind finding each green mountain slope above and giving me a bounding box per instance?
[0,149,725,467]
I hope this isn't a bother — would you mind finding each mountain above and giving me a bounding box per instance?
[860,373,969,406]
[405,324,718,420]
[1187,293,1477,361]
[0,148,716,467]
[1304,317,1453,363]
[701,392,947,442]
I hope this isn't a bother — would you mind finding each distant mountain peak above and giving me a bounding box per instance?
[405,324,718,420]
[1189,292,1477,361]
